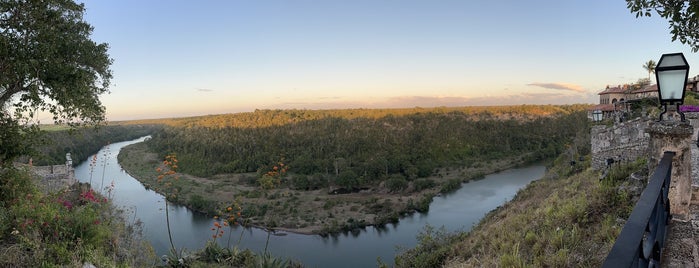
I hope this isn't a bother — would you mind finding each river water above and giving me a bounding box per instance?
[74,137,545,267]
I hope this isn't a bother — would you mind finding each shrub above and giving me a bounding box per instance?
[395,225,458,268]
[440,178,461,193]
[412,178,435,192]
[385,174,408,192]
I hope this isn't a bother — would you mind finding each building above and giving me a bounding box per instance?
[598,85,629,105]
[630,84,658,100]
[687,75,699,92]
[589,75,697,120]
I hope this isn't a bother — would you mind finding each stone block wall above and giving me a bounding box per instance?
[31,164,76,193]
[591,118,652,170]
[591,114,698,187]
[687,113,699,185]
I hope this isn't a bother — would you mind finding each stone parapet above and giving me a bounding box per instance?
[647,121,694,219]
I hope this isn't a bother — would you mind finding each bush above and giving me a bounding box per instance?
[440,178,461,193]
[190,194,217,214]
[395,225,458,268]
[412,178,435,192]
[385,174,408,192]
[0,170,154,267]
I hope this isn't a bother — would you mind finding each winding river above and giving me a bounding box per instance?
[74,137,545,267]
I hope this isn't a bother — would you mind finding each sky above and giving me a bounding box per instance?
[74,0,699,121]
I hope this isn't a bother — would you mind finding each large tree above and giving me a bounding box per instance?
[0,0,112,165]
[626,0,699,52]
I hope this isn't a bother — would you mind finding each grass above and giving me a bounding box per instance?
[37,124,71,132]
[395,154,646,267]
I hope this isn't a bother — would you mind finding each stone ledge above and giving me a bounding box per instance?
[647,121,693,137]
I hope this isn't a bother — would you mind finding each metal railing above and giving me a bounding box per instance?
[602,151,675,267]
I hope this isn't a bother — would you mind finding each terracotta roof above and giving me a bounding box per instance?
[588,104,616,112]
[598,86,628,95]
[630,84,657,94]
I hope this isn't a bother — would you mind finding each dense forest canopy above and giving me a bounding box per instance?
[140,105,590,188]
[119,105,584,129]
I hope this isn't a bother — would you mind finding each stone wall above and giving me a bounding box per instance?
[31,164,76,193]
[591,118,652,170]
[591,114,698,186]
[688,113,699,185]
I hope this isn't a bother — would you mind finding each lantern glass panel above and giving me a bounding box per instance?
[657,69,687,101]
[658,54,686,67]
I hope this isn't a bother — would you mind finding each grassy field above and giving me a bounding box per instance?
[38,124,71,132]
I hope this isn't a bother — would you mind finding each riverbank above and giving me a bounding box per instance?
[118,141,546,235]
[394,154,645,267]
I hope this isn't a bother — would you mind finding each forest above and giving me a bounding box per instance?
[32,124,160,166]
[139,105,590,189]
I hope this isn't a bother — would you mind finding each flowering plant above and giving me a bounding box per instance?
[680,105,699,112]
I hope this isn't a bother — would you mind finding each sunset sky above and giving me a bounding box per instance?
[77,0,699,121]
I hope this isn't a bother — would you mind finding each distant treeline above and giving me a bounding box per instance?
[120,105,585,129]
[142,105,590,188]
[33,125,161,166]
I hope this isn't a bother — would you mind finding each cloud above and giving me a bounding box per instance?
[196,88,214,92]
[526,82,585,93]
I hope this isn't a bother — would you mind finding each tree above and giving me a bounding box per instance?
[626,0,699,52]
[0,0,112,165]
[643,60,656,82]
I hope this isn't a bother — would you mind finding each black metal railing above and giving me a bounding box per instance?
[602,151,675,267]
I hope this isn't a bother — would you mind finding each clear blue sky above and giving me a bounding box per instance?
[77,0,699,120]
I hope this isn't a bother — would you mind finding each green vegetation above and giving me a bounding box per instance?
[0,168,154,267]
[0,0,113,167]
[627,0,699,52]
[143,105,588,179]
[685,91,699,105]
[31,124,160,166]
[0,157,299,267]
[395,151,647,267]
[117,105,590,234]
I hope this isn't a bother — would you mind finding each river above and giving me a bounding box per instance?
[74,137,545,267]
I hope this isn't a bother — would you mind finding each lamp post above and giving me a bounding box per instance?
[655,52,690,121]
[592,109,603,122]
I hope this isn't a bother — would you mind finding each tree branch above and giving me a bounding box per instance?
[0,83,23,108]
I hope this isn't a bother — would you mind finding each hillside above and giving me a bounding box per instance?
[394,152,645,267]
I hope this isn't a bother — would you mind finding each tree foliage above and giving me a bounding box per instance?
[0,0,112,165]
[141,106,590,188]
[627,0,699,51]
[33,124,160,166]
[643,59,656,82]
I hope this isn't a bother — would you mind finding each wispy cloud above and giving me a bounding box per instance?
[526,82,585,93]
[196,88,214,92]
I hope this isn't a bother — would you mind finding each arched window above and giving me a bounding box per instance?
[612,98,617,103]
